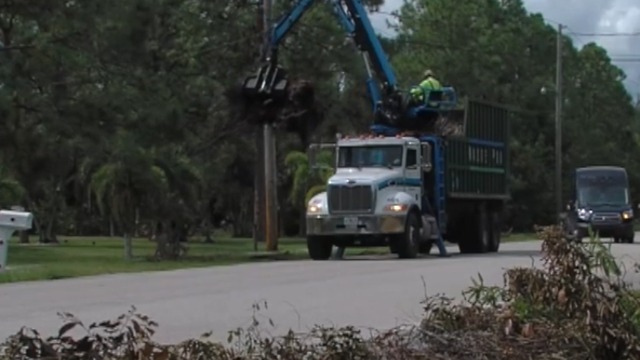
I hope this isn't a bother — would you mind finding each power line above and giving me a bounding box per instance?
[570,31,640,37]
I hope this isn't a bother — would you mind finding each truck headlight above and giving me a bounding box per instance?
[577,208,591,221]
[384,203,408,212]
[307,200,324,214]
[622,209,634,220]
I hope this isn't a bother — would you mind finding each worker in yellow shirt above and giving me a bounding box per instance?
[410,69,442,107]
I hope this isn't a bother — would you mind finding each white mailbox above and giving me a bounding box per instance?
[0,210,34,271]
[0,210,33,230]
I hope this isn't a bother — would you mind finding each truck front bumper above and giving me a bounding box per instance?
[306,214,406,236]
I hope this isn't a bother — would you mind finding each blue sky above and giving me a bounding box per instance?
[369,0,640,97]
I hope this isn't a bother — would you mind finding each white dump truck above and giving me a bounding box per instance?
[305,100,511,260]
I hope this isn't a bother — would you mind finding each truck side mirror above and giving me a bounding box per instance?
[420,143,432,172]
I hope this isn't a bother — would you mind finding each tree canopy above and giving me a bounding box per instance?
[0,0,637,241]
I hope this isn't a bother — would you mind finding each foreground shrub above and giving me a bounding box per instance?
[418,225,640,359]
[2,225,640,359]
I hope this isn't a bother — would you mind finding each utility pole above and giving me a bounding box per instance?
[555,24,564,222]
[253,0,279,251]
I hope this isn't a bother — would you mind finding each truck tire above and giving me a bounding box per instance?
[488,211,501,253]
[397,211,420,259]
[477,208,491,253]
[307,236,333,260]
[458,207,489,254]
[457,216,474,254]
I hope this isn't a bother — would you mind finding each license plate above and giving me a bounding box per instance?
[343,216,358,228]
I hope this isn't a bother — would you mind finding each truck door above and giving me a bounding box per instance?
[404,143,421,204]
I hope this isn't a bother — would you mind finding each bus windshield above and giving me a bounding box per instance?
[576,169,629,206]
[577,185,628,206]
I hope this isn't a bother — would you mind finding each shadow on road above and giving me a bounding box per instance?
[338,249,542,261]
[450,249,541,259]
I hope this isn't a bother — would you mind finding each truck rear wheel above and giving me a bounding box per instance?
[307,236,333,260]
[488,211,501,252]
[458,206,490,254]
[397,211,420,259]
[477,209,490,253]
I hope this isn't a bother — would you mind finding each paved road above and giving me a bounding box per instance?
[2,239,640,344]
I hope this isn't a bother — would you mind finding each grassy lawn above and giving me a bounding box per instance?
[0,236,387,283]
[502,232,538,242]
[0,232,537,284]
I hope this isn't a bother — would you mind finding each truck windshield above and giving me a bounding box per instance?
[576,170,629,206]
[337,145,403,168]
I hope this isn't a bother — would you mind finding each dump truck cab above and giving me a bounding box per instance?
[306,135,435,259]
[564,166,635,243]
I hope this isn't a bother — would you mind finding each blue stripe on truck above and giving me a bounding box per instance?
[377,177,421,190]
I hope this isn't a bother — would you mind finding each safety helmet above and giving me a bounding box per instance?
[423,69,433,78]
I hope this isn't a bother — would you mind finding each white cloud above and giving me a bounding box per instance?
[368,0,640,96]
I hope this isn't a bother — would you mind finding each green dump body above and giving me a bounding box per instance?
[444,99,511,200]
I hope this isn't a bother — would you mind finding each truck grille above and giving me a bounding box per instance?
[328,184,374,213]
[591,212,621,225]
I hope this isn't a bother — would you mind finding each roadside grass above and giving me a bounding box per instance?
[0,231,536,284]
[502,232,536,242]
[0,236,386,283]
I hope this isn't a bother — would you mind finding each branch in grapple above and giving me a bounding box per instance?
[227,73,323,145]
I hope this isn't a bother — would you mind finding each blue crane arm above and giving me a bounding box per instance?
[270,0,397,90]
[333,1,397,90]
[334,0,459,134]
[267,0,401,117]
[245,0,457,134]
[330,1,397,116]
[270,0,315,49]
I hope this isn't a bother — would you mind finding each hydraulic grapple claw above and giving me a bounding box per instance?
[241,63,289,104]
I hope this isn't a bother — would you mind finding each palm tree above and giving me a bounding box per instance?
[285,149,334,235]
[88,131,170,258]
[285,149,334,204]
[151,147,203,255]
[0,167,26,208]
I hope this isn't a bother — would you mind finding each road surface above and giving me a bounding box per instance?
[1,239,640,344]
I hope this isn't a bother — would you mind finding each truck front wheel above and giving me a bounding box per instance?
[307,236,333,260]
[396,211,420,259]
